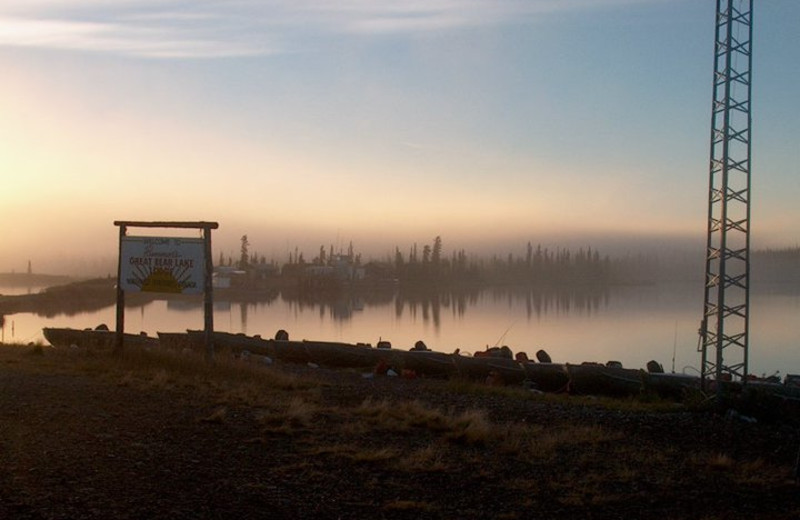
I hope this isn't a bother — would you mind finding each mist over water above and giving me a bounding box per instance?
[1,231,708,279]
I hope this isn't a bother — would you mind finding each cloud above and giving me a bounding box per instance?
[0,0,662,58]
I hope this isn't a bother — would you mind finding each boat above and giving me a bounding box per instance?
[155,331,196,351]
[402,350,459,379]
[43,326,160,350]
[450,354,527,384]
[642,371,701,400]
[185,330,393,368]
[522,362,571,392]
[566,363,645,397]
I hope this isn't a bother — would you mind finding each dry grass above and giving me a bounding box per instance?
[3,342,317,406]
[513,423,625,462]
[532,389,684,413]
[444,408,493,445]
[446,375,686,416]
[383,499,438,513]
[355,398,444,432]
[301,443,401,465]
[0,343,667,471]
[353,397,496,446]
[254,395,321,434]
[201,406,228,424]
[690,452,787,486]
[707,453,736,471]
[394,444,448,472]
[274,395,320,428]
[444,377,532,398]
[350,447,399,463]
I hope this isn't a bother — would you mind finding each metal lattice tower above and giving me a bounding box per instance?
[700,0,753,389]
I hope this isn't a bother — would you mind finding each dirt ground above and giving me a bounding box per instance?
[2,345,800,520]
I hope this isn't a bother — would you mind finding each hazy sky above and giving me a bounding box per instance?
[1,0,798,274]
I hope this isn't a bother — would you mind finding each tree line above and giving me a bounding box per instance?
[218,235,615,287]
[389,237,612,286]
[217,235,800,288]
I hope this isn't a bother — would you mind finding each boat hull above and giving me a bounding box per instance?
[43,327,159,350]
[567,364,645,397]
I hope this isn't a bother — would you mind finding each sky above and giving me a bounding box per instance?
[0,0,798,275]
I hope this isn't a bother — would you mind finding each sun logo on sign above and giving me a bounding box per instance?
[129,262,194,294]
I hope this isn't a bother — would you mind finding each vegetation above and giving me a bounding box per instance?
[262,240,800,287]
[222,235,619,289]
[0,271,73,288]
[752,247,800,283]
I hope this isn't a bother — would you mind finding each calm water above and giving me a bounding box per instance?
[2,282,798,377]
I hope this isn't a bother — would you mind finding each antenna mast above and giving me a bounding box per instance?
[700,0,753,390]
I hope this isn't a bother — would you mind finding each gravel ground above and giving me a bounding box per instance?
[2,347,800,519]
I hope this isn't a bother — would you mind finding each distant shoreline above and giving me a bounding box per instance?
[0,272,75,287]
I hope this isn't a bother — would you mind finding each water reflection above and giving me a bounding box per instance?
[394,286,463,330]
[4,282,612,332]
[510,286,610,318]
[390,285,610,332]
[179,284,614,336]
[280,285,390,323]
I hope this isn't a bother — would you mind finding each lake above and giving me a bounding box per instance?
[2,281,799,378]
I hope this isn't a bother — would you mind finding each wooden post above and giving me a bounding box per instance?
[203,227,215,361]
[114,224,127,354]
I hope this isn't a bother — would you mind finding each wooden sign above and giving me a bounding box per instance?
[114,220,218,358]
[120,236,205,294]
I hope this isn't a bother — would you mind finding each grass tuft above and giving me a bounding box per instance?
[201,407,228,424]
[394,444,449,472]
[350,447,398,463]
[282,396,319,427]
[383,499,437,513]
[445,409,493,445]
[707,453,735,471]
[256,395,319,431]
[355,398,496,446]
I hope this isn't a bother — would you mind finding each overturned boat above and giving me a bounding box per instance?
[43,326,159,350]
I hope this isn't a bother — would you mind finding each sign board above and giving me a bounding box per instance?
[120,236,205,294]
